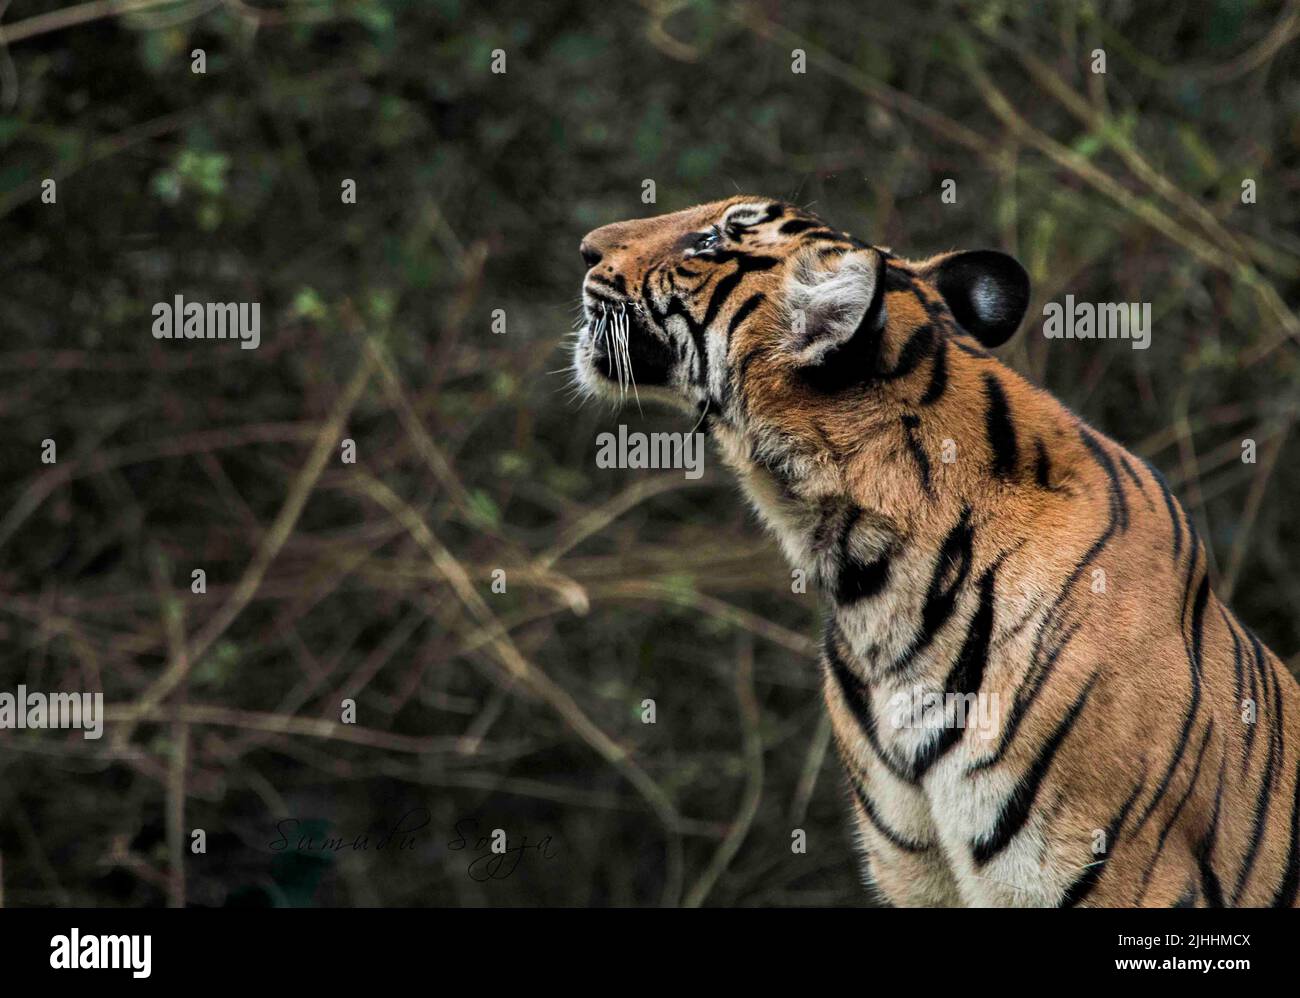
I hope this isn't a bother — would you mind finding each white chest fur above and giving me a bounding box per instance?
[716,431,1064,906]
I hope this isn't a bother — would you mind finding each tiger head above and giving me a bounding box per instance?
[572,196,1030,484]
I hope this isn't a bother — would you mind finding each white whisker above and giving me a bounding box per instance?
[617,308,629,397]
[689,395,710,434]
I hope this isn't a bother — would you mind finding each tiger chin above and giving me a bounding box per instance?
[569,196,1300,909]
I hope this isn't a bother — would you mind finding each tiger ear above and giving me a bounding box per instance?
[783,248,885,367]
[926,250,1030,348]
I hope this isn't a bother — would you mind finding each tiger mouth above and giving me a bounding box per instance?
[582,295,675,391]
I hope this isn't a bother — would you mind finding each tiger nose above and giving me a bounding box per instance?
[579,241,602,268]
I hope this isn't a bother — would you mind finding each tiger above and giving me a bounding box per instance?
[569,195,1300,908]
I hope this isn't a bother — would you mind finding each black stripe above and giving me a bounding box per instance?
[1080,429,1130,531]
[1143,459,1183,560]
[800,227,848,241]
[952,338,992,359]
[886,506,975,676]
[918,336,948,406]
[1195,749,1228,908]
[778,218,817,235]
[725,292,764,347]
[641,256,777,388]
[843,767,930,854]
[694,255,779,383]
[881,324,936,381]
[1243,628,1266,767]
[1139,721,1213,899]
[815,500,851,554]
[1234,662,1282,902]
[834,505,893,604]
[919,508,974,650]
[917,292,949,323]
[1118,454,1151,504]
[900,414,934,499]
[945,567,996,704]
[982,373,1018,479]
[588,272,628,295]
[733,345,765,411]
[909,566,997,781]
[971,620,1080,774]
[1180,502,1202,574]
[977,427,1124,772]
[835,552,892,605]
[1271,757,1300,907]
[1246,650,1260,762]
[1034,439,1052,489]
[824,625,912,783]
[883,267,916,292]
[1223,614,1247,773]
[1060,775,1145,907]
[703,256,778,329]
[1172,883,1199,908]
[1136,573,1209,829]
[1250,629,1274,759]
[719,293,766,407]
[971,674,1098,866]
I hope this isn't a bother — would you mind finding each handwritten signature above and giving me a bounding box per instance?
[270,808,431,853]
[267,811,558,881]
[448,817,559,881]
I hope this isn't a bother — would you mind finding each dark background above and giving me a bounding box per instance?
[0,0,1297,907]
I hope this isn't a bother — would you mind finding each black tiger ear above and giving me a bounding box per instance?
[783,248,885,367]
[930,250,1030,348]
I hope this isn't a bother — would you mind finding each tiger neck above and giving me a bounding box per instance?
[707,391,1055,692]
[710,420,922,677]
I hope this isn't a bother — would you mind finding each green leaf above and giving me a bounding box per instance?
[293,287,329,321]
[150,168,183,204]
[467,489,501,528]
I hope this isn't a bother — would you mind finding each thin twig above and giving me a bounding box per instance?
[684,636,765,907]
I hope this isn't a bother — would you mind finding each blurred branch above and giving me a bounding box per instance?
[0,108,194,220]
[534,476,709,571]
[104,702,470,755]
[1173,387,1218,580]
[1,0,180,45]
[0,0,332,45]
[1222,418,1293,600]
[602,580,818,658]
[952,38,1300,357]
[683,636,763,907]
[790,712,832,827]
[637,0,702,62]
[181,350,376,676]
[148,549,190,909]
[733,2,988,155]
[346,468,688,906]
[1089,0,1300,85]
[989,34,1299,278]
